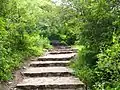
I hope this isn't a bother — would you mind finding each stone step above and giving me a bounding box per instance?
[23,67,73,77]
[16,77,85,90]
[48,51,74,54]
[54,46,71,49]
[53,48,78,52]
[14,87,83,90]
[37,53,76,61]
[30,61,70,67]
[48,49,78,53]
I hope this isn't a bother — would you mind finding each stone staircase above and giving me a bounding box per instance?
[16,47,85,90]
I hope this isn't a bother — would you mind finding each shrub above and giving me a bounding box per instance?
[0,0,52,81]
[92,34,120,89]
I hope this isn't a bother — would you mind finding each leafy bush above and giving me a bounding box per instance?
[92,34,120,89]
[69,0,120,89]
[0,0,52,81]
[71,47,94,88]
[0,29,51,81]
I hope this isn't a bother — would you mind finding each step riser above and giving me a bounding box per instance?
[15,88,86,90]
[17,84,85,90]
[23,72,73,77]
[38,57,74,61]
[49,52,74,54]
[30,63,69,67]
[51,51,77,53]
[52,49,78,52]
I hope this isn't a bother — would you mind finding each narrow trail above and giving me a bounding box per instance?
[16,46,85,90]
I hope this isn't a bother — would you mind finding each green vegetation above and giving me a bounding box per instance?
[0,0,120,89]
[69,0,120,90]
[0,0,52,81]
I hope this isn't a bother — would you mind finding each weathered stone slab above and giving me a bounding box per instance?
[30,61,70,67]
[38,53,76,61]
[23,67,73,77]
[52,48,78,52]
[17,77,85,90]
[49,51,74,54]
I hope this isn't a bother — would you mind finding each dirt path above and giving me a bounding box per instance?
[15,47,85,90]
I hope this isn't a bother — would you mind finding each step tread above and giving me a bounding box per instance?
[17,77,84,86]
[30,61,70,64]
[52,48,78,51]
[49,51,74,54]
[23,67,73,74]
[38,53,76,60]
